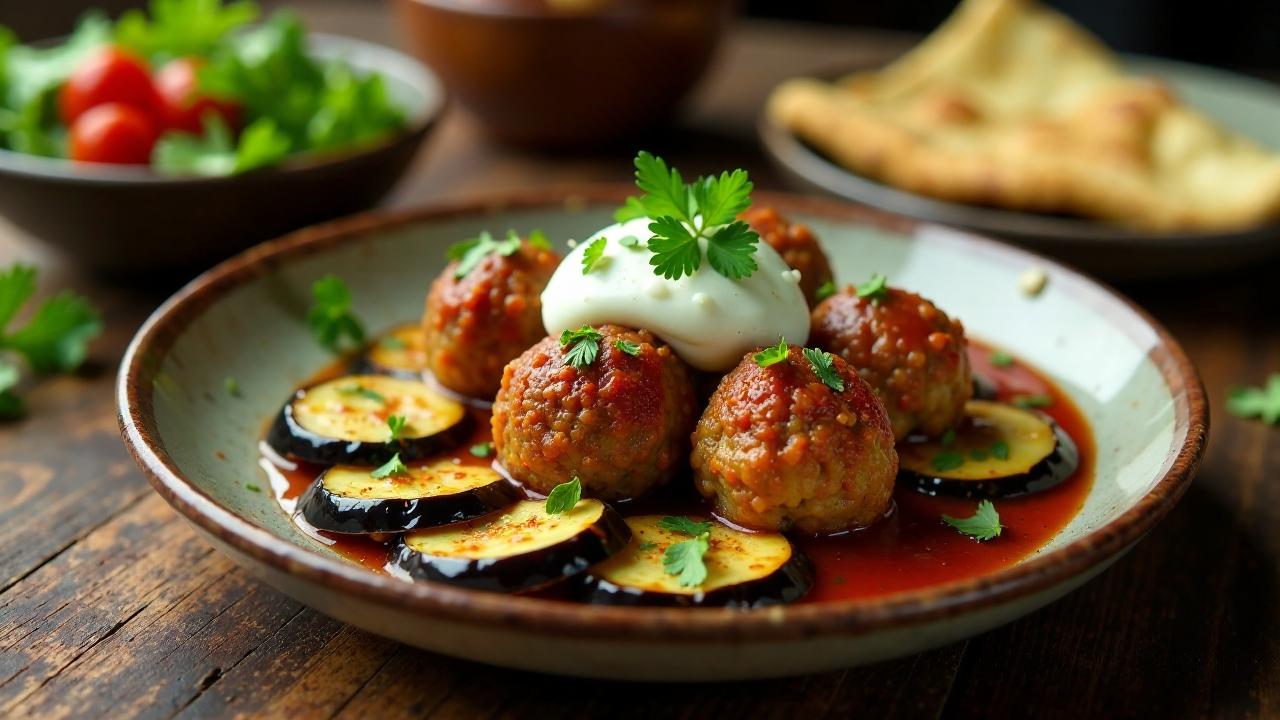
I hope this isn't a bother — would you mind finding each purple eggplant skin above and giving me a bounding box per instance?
[571,550,815,609]
[349,354,422,381]
[297,473,523,535]
[266,388,472,466]
[391,505,632,594]
[905,418,1079,500]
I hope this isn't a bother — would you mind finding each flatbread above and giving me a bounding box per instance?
[768,0,1280,231]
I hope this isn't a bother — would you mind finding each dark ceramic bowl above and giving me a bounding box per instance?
[0,34,444,279]
[394,0,731,148]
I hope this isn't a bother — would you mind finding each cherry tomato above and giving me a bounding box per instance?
[59,47,158,125]
[69,103,159,165]
[153,57,241,134]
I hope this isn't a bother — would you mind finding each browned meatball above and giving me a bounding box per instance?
[741,206,834,305]
[423,239,559,399]
[810,286,971,440]
[691,347,897,535]
[492,325,697,501]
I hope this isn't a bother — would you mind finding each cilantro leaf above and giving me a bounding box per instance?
[658,516,712,536]
[613,339,640,356]
[940,428,957,446]
[339,384,386,404]
[448,230,523,279]
[618,235,644,250]
[647,216,700,280]
[387,414,407,441]
[856,273,889,302]
[943,500,1003,541]
[662,533,710,587]
[989,350,1015,368]
[0,265,37,332]
[526,230,551,251]
[692,169,753,227]
[1228,374,1280,425]
[802,347,845,392]
[618,151,692,223]
[469,441,493,458]
[115,0,259,60]
[224,376,241,397]
[5,290,101,373]
[560,326,602,369]
[581,236,607,275]
[370,453,408,479]
[932,451,965,472]
[753,338,788,368]
[991,440,1010,460]
[306,275,365,352]
[545,477,582,514]
[1012,393,1053,409]
[705,221,759,280]
[153,116,290,177]
[815,280,837,302]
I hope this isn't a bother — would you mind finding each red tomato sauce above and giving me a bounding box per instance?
[262,341,1093,603]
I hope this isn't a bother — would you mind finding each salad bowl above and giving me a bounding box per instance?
[118,187,1206,680]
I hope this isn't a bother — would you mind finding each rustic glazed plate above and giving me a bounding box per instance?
[760,56,1280,280]
[118,188,1206,681]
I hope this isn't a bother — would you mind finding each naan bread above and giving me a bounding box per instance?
[768,0,1280,231]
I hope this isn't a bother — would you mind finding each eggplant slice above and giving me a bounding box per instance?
[573,515,814,608]
[298,460,522,534]
[899,400,1079,499]
[392,499,631,593]
[267,374,471,465]
[352,324,427,379]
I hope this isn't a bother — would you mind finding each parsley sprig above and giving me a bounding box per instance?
[616,152,760,281]
[943,500,1003,541]
[545,477,583,515]
[307,275,364,352]
[560,326,603,368]
[815,280,837,303]
[371,452,409,479]
[386,415,407,441]
[614,339,641,356]
[659,516,713,587]
[581,237,607,275]
[1228,374,1280,425]
[803,347,845,392]
[753,338,788,368]
[856,273,889,303]
[447,230,523,279]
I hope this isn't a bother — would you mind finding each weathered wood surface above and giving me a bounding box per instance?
[1,5,1278,718]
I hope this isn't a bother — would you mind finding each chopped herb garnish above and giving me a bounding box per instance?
[658,516,713,536]
[940,428,957,446]
[224,376,241,397]
[387,415,407,441]
[932,451,965,472]
[470,441,493,458]
[560,326,603,368]
[545,477,582,514]
[614,339,641,356]
[340,384,386,404]
[815,280,837,302]
[307,275,365,352]
[245,482,261,493]
[753,338,789,368]
[371,453,409,478]
[1012,393,1054,409]
[636,541,658,552]
[447,230,522,279]
[581,236,608,274]
[943,500,1003,541]
[658,516,714,587]
[802,347,845,392]
[1227,374,1280,425]
[969,448,990,461]
[618,235,644,250]
[0,264,101,385]
[616,152,760,281]
[991,440,1010,460]
[527,229,552,251]
[379,335,407,350]
[989,350,1015,368]
[856,273,889,303]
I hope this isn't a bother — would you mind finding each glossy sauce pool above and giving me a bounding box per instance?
[261,342,1094,604]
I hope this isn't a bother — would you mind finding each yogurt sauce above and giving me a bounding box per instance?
[541,217,811,372]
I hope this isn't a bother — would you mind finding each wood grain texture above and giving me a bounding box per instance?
[0,4,1277,718]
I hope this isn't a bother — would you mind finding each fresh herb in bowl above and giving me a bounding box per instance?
[0,0,407,175]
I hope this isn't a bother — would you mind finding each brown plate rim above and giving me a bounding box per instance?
[117,186,1208,641]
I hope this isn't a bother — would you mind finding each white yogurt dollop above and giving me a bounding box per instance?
[541,218,810,372]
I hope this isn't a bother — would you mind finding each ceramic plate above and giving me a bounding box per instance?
[118,188,1206,681]
[760,56,1280,280]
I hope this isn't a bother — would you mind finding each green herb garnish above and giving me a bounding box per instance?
[116,0,259,58]
[339,384,386,404]
[371,453,408,479]
[989,350,1015,368]
[613,339,641,357]
[658,516,713,536]
[545,477,582,514]
[856,273,889,303]
[943,500,1003,541]
[616,152,760,281]
[560,326,603,369]
[1012,393,1054,409]
[658,516,714,587]
[526,230,551,251]
[307,275,365,352]
[447,230,523,279]
[581,236,607,275]
[245,482,261,493]
[636,541,658,552]
[753,338,789,368]
[618,235,644,250]
[815,280,837,302]
[1227,374,1280,425]
[154,116,290,177]
[470,441,493,458]
[802,347,844,392]
[991,440,1010,460]
[940,428,956,446]
[931,451,965,472]
[224,376,241,397]
[387,415,407,441]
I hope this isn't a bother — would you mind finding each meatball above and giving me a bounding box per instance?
[492,325,697,501]
[423,239,559,399]
[741,206,834,305]
[810,286,971,440]
[691,347,897,534]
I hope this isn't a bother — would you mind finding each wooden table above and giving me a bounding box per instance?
[3,7,1279,719]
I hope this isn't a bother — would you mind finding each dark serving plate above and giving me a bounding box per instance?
[759,55,1280,281]
[0,34,445,279]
